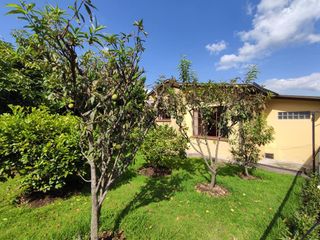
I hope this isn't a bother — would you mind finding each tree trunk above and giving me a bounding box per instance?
[214,136,221,164]
[90,163,99,240]
[244,165,249,177]
[209,169,217,188]
[209,136,221,188]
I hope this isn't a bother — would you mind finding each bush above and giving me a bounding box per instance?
[141,125,188,169]
[230,115,273,176]
[0,105,85,193]
[285,175,320,239]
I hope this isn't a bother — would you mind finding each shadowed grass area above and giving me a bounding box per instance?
[0,157,304,240]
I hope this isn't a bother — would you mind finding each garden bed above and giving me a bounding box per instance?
[138,166,171,177]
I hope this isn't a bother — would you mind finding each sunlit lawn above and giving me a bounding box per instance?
[0,157,303,240]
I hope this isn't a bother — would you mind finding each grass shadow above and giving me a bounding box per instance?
[217,163,243,177]
[78,168,138,197]
[176,157,207,174]
[110,169,138,190]
[113,173,190,231]
[177,159,245,182]
[259,171,301,240]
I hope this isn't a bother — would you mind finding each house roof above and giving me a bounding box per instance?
[153,78,276,95]
[244,83,320,101]
[151,78,320,101]
[273,94,320,101]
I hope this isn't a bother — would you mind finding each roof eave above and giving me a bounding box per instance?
[273,95,320,101]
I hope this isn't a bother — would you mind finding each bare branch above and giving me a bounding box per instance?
[78,173,91,183]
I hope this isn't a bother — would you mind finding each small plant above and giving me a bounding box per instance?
[230,115,274,177]
[0,105,84,193]
[286,174,320,239]
[141,125,188,170]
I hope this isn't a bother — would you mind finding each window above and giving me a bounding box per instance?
[278,111,310,120]
[265,153,274,159]
[157,110,171,121]
[193,107,228,138]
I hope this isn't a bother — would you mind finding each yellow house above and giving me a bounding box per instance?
[156,81,320,172]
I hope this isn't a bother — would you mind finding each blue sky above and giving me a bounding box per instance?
[1,0,320,95]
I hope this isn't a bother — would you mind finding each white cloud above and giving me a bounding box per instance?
[246,1,255,16]
[217,0,320,70]
[308,34,320,43]
[206,41,227,54]
[264,72,320,93]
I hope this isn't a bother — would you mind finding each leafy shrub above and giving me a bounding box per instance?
[284,174,320,239]
[0,105,84,193]
[141,125,188,169]
[230,115,274,176]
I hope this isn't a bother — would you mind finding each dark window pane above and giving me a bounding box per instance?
[158,110,170,120]
[305,112,310,119]
[196,107,227,138]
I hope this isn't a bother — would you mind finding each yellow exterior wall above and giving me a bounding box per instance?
[263,98,320,167]
[156,97,320,167]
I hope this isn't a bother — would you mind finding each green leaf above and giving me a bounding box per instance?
[6,9,26,15]
[84,1,96,9]
[84,3,92,21]
[17,16,28,20]
[5,3,22,9]
[79,13,85,23]
[95,25,106,32]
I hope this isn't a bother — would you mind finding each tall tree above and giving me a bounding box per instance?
[7,1,165,239]
[165,57,270,190]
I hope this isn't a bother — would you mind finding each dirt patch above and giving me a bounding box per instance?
[238,173,261,180]
[16,193,60,208]
[139,166,171,177]
[99,230,126,240]
[27,196,58,208]
[15,184,84,208]
[195,183,229,197]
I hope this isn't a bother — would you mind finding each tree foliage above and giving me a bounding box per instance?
[230,114,274,176]
[7,1,165,239]
[141,125,188,169]
[0,105,83,192]
[164,57,270,188]
[0,38,47,113]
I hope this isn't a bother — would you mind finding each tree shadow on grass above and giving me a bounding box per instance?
[217,163,243,177]
[259,171,301,240]
[177,159,243,183]
[113,173,190,231]
[176,157,207,175]
[110,169,138,190]
[74,168,138,198]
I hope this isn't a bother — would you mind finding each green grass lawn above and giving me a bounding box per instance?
[0,157,304,240]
